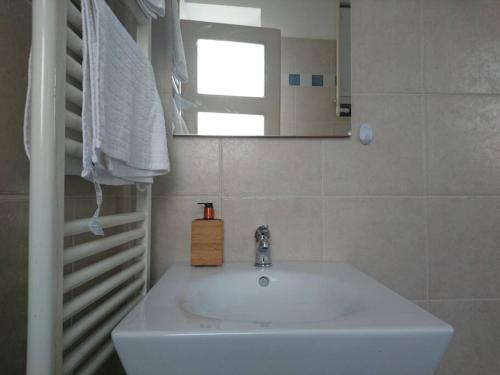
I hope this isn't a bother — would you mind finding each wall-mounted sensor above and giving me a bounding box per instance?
[359,124,373,145]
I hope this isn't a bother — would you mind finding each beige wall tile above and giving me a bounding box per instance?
[151,196,220,283]
[222,198,322,262]
[70,196,135,220]
[64,176,134,198]
[64,177,98,197]
[295,87,336,123]
[222,139,322,196]
[428,197,500,299]
[280,37,297,73]
[296,121,334,137]
[324,94,424,195]
[281,37,334,75]
[0,199,28,375]
[280,86,295,126]
[279,122,296,137]
[294,39,334,74]
[351,0,422,93]
[426,95,500,195]
[0,2,31,194]
[429,300,500,375]
[324,197,426,299]
[153,137,220,196]
[0,4,32,371]
[423,0,500,94]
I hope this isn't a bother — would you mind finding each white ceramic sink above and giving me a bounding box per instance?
[112,262,453,375]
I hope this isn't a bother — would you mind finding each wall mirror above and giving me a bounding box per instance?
[172,0,351,137]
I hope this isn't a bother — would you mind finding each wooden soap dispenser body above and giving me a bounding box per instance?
[191,203,224,266]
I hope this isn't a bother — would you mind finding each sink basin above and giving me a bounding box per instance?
[182,269,356,323]
[112,262,453,375]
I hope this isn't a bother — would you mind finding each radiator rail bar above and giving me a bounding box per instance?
[63,297,140,374]
[64,228,145,265]
[63,261,144,322]
[64,245,145,293]
[63,278,144,350]
[64,211,145,236]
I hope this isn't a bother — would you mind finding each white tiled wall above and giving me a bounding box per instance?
[152,1,500,373]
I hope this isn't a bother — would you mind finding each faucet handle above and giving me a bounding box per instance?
[255,225,270,241]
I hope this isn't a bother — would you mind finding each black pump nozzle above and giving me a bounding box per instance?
[197,202,213,208]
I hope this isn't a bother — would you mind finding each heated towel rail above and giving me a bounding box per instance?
[27,1,152,374]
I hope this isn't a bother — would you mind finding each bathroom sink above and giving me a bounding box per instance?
[112,262,453,375]
[182,267,355,324]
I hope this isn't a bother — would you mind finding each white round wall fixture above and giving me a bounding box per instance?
[359,124,373,145]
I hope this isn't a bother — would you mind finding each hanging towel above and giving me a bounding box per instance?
[80,0,169,186]
[24,0,169,234]
[171,0,188,83]
[136,0,188,82]
[24,0,169,182]
[136,0,165,18]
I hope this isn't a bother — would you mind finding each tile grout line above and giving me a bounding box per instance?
[293,83,297,135]
[0,194,29,200]
[351,91,500,97]
[419,0,426,95]
[151,193,500,199]
[218,195,426,199]
[218,138,224,218]
[154,194,431,199]
[420,0,430,306]
[426,194,500,198]
[321,139,326,261]
[429,297,500,303]
[423,97,430,304]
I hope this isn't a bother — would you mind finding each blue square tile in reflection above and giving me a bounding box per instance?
[312,74,324,87]
[289,73,300,86]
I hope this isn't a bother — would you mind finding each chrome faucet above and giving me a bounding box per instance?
[255,225,271,267]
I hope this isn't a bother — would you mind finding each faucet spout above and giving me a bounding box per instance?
[255,225,272,267]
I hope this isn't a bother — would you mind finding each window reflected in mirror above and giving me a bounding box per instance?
[197,39,265,97]
[198,112,265,136]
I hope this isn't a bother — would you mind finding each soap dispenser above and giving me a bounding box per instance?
[191,203,224,266]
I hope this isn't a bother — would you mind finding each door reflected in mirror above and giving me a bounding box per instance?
[172,0,351,137]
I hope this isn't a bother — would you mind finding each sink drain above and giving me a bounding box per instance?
[258,276,270,287]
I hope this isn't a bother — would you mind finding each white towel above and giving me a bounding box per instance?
[133,0,187,83]
[24,0,169,183]
[136,0,165,18]
[171,0,188,83]
[81,0,169,186]
[24,0,169,235]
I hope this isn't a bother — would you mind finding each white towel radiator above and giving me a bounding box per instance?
[27,1,153,373]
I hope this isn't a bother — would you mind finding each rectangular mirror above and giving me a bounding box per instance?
[172,0,351,137]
